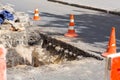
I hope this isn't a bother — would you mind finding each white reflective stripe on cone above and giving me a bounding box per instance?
[68,26,74,30]
[70,19,74,22]
[35,14,39,16]
[35,9,39,11]
[111,44,115,47]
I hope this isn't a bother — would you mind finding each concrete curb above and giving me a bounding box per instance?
[48,0,120,16]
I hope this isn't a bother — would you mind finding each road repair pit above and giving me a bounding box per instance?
[0,26,103,68]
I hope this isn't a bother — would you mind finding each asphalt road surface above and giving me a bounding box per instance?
[0,0,120,80]
[1,0,120,51]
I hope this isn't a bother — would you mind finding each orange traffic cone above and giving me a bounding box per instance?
[64,14,78,37]
[102,27,116,57]
[33,8,40,20]
[0,45,7,80]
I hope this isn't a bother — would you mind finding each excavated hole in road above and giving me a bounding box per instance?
[0,27,103,68]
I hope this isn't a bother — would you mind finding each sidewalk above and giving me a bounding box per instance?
[48,0,120,15]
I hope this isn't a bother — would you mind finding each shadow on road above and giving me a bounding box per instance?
[31,12,120,52]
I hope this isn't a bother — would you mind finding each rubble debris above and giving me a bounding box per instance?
[0,3,31,31]
[0,10,14,24]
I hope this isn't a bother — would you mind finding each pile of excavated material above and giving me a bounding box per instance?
[0,4,43,67]
[0,3,31,31]
[0,4,69,67]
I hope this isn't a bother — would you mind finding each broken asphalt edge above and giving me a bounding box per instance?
[46,0,104,60]
[39,33,104,60]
